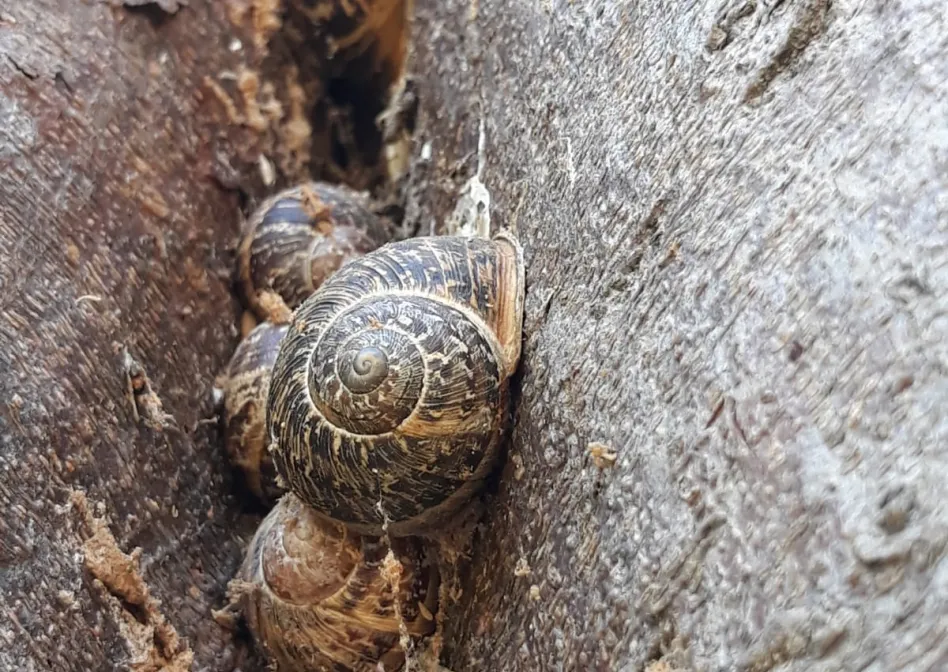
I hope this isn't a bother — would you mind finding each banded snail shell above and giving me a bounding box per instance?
[221,320,289,504]
[237,182,390,320]
[236,493,438,671]
[266,232,525,536]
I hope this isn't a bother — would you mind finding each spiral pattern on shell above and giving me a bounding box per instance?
[266,233,525,536]
[237,181,390,319]
[237,493,438,672]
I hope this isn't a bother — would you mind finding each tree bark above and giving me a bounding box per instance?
[400,1,948,670]
[0,1,392,670]
[3,0,947,671]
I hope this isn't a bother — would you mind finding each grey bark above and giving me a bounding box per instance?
[401,0,948,670]
[2,0,946,670]
[0,1,388,670]
[0,1,270,668]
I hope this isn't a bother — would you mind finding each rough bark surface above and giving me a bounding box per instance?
[3,0,947,671]
[400,1,948,670]
[0,1,358,670]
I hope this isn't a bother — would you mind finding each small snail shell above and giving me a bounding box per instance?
[266,232,525,536]
[221,318,289,504]
[236,493,439,672]
[237,182,390,320]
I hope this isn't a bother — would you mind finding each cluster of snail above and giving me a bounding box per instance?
[216,180,525,671]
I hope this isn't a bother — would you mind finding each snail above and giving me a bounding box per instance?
[232,492,439,671]
[220,315,290,505]
[265,231,525,537]
[237,181,391,320]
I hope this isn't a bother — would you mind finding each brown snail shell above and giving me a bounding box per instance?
[237,182,390,320]
[235,493,439,671]
[266,232,525,537]
[221,319,290,504]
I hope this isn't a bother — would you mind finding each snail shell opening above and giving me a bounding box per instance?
[266,232,525,536]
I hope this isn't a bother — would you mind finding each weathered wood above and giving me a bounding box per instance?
[0,1,388,669]
[4,0,947,670]
[400,1,948,670]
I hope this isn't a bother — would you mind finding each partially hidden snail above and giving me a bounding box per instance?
[220,317,289,505]
[266,231,526,537]
[237,181,391,320]
[225,182,524,669]
[232,492,439,672]
[224,182,391,503]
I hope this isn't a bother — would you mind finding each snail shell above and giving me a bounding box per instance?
[221,319,289,504]
[237,182,390,319]
[237,493,439,671]
[266,232,525,536]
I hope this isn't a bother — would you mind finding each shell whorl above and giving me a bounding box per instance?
[238,493,438,671]
[237,182,390,318]
[267,233,525,535]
